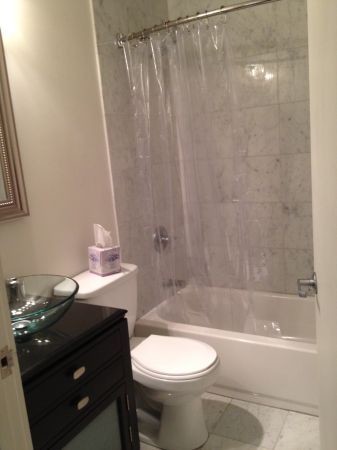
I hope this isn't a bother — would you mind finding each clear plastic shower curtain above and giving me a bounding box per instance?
[123,19,256,331]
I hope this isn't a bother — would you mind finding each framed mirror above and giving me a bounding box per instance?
[0,31,28,221]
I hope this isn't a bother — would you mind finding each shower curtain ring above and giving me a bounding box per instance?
[204,11,210,27]
[140,30,147,42]
[116,33,126,48]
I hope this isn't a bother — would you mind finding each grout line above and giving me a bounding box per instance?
[204,393,232,435]
[272,410,289,450]
[236,98,310,111]
[205,245,313,251]
[192,151,311,160]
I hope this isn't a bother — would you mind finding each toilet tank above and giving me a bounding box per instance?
[74,263,138,337]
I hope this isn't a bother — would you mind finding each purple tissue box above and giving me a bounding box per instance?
[88,245,121,276]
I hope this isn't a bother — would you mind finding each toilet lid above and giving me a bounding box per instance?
[131,335,218,377]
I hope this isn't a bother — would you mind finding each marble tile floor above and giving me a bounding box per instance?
[140,393,320,450]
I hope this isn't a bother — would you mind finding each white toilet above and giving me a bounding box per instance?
[74,263,220,450]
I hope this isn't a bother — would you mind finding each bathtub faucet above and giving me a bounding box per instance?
[297,273,317,298]
[162,279,186,289]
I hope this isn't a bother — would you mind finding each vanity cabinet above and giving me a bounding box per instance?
[17,303,139,450]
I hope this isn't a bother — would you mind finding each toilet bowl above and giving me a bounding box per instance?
[74,264,220,450]
[131,335,220,450]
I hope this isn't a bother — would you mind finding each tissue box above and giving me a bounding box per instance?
[88,245,121,276]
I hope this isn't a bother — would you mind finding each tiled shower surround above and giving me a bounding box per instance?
[92,0,313,316]
[92,0,169,317]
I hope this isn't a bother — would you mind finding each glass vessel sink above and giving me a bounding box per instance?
[7,275,79,341]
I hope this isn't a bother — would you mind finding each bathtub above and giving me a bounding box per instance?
[135,286,318,415]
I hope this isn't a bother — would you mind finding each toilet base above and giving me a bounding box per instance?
[138,396,208,450]
[159,396,208,450]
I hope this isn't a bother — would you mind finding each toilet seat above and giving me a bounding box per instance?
[131,335,218,381]
[132,358,219,381]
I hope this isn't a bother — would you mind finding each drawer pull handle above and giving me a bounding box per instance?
[77,396,90,411]
[73,366,86,380]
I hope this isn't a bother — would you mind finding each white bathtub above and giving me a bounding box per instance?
[135,286,318,415]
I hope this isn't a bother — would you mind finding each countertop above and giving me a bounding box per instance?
[16,302,126,383]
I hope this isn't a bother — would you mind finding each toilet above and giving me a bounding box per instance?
[74,263,220,450]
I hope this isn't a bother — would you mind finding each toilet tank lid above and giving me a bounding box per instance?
[74,263,138,299]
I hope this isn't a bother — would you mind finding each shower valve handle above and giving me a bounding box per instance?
[153,226,170,253]
[297,273,317,298]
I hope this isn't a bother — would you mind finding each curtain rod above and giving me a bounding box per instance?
[116,0,281,47]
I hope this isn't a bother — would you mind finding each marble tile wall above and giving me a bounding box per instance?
[167,0,313,294]
[92,0,170,317]
[94,0,312,319]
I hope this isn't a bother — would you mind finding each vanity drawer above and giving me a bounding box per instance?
[25,326,122,422]
[30,357,124,450]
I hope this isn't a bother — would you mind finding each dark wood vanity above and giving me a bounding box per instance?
[16,302,140,450]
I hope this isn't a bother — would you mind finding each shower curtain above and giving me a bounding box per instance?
[123,19,257,332]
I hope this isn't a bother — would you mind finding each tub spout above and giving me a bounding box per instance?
[162,279,186,289]
[297,273,317,298]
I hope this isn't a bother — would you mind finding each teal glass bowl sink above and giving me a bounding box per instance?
[8,275,79,341]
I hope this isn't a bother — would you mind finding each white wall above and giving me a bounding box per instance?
[308,1,337,448]
[0,0,118,278]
